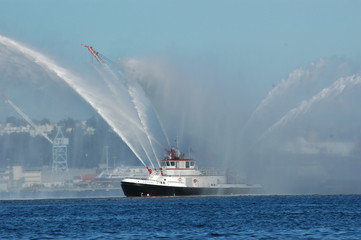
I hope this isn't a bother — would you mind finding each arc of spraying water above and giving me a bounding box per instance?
[112,64,171,167]
[91,63,158,167]
[260,74,361,140]
[116,69,171,148]
[127,85,162,167]
[93,57,160,168]
[0,35,151,167]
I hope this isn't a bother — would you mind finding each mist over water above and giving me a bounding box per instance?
[119,56,361,194]
[1,35,361,194]
[244,61,361,194]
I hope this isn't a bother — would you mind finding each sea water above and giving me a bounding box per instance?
[1,195,361,239]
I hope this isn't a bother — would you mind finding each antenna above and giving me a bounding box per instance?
[81,44,104,64]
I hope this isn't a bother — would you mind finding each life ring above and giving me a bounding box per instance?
[193,179,198,183]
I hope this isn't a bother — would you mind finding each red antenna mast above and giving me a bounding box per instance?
[81,44,104,64]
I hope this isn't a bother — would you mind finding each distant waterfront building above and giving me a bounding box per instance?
[0,123,55,136]
[23,170,42,187]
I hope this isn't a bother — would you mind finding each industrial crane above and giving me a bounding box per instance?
[2,95,53,143]
[3,95,69,183]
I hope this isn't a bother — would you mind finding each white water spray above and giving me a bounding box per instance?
[256,60,328,115]
[0,35,153,167]
[119,58,171,148]
[113,64,171,166]
[244,59,327,132]
[91,55,169,168]
[262,74,361,138]
[128,85,160,167]
[91,62,159,168]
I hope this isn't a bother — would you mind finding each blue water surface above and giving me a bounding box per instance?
[1,195,361,239]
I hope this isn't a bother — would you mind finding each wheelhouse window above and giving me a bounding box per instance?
[170,161,175,166]
[186,161,190,168]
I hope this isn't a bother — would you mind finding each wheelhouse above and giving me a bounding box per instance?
[160,148,196,169]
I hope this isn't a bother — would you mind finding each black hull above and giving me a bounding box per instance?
[121,182,263,197]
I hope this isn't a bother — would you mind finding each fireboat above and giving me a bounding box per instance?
[121,148,263,197]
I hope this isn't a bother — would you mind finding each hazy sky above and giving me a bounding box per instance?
[1,0,360,86]
[1,1,361,193]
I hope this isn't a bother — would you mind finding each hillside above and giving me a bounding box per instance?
[0,116,139,169]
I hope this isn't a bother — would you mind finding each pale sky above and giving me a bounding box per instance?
[1,0,360,89]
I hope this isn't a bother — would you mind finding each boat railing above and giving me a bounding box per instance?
[200,168,225,176]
